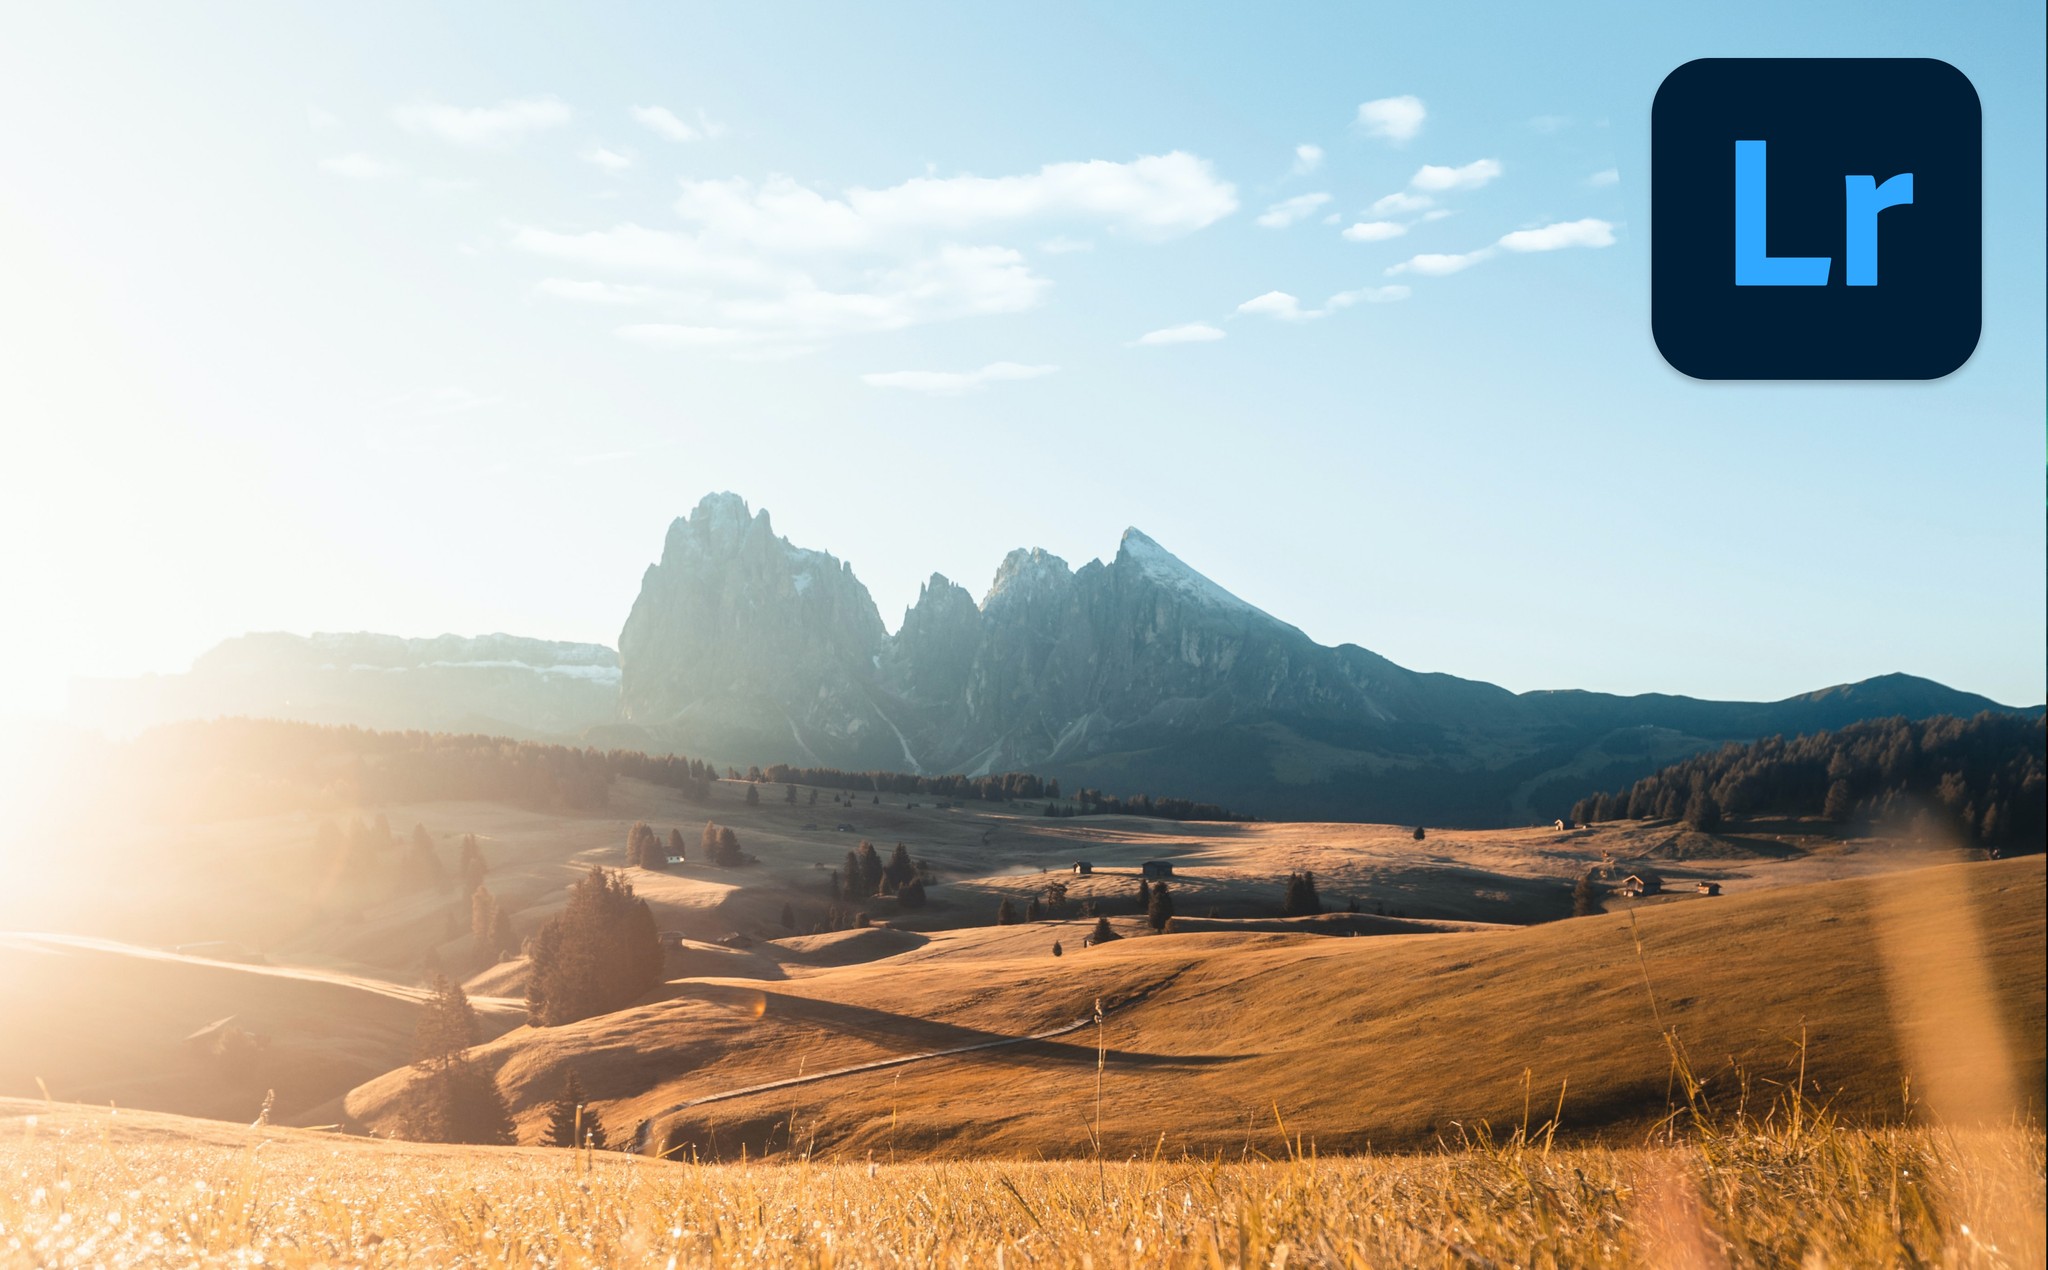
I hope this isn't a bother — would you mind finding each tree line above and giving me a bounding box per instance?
[1568,712,2045,846]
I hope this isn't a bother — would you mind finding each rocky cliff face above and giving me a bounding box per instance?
[611,494,2037,822]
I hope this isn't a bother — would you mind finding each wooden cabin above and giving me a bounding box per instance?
[1140,861,1175,880]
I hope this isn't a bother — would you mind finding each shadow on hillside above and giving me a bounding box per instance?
[671,981,1240,1070]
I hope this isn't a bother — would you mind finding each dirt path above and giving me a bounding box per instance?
[635,1012,1099,1145]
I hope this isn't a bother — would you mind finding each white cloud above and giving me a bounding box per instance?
[1256,192,1331,229]
[860,361,1056,395]
[583,146,635,172]
[320,153,401,180]
[1526,114,1572,134]
[1341,220,1407,242]
[1039,235,1094,254]
[518,152,1234,354]
[630,105,728,142]
[1237,283,1413,322]
[1387,249,1494,276]
[1496,218,1616,252]
[1237,290,1315,321]
[535,278,659,305]
[1410,158,1502,192]
[1355,95,1426,143]
[1588,167,1620,187]
[1384,218,1617,278]
[1133,322,1225,346]
[670,152,1237,251]
[1292,143,1324,174]
[1369,191,1434,216]
[1326,284,1410,308]
[392,96,572,147]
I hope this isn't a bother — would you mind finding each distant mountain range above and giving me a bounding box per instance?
[73,492,2041,825]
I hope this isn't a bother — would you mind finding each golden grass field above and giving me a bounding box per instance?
[1,772,2042,1264]
[1,1099,2040,1268]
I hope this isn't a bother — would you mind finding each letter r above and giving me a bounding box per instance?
[1844,173,1914,286]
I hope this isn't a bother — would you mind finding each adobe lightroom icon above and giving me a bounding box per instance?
[1652,58,1981,380]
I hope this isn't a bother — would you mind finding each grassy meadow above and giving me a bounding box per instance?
[2,1099,2041,1268]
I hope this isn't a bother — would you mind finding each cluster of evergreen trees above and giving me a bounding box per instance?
[760,764,1057,803]
[111,718,1252,829]
[525,867,664,1027]
[1568,713,2045,846]
[402,976,514,1145]
[1044,788,1249,823]
[830,840,926,906]
[1282,871,1323,917]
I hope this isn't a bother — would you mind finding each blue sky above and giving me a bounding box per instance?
[0,1,2041,717]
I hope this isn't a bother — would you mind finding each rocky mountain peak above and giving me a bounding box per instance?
[983,547,1073,610]
[1113,526,1264,618]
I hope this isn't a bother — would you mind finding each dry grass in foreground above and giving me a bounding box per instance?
[1,1101,2041,1268]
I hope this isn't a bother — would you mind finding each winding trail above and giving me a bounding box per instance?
[640,1012,1099,1129]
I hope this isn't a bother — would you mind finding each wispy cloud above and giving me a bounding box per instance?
[860,361,1056,395]
[1588,167,1620,187]
[1291,143,1325,174]
[1387,218,1617,276]
[1526,114,1572,134]
[1256,191,1331,229]
[1133,322,1226,346]
[1369,191,1434,216]
[515,152,1237,355]
[630,105,727,142]
[320,153,401,180]
[1340,220,1407,242]
[1410,158,1502,192]
[1238,284,1412,322]
[583,146,635,172]
[1355,95,1426,143]
[392,96,572,147]
[1237,291,1315,321]
[1327,284,1409,308]
[1388,250,1492,276]
[1497,218,1616,252]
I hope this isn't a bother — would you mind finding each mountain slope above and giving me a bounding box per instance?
[614,495,2037,823]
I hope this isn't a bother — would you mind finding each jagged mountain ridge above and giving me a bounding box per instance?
[611,493,2038,823]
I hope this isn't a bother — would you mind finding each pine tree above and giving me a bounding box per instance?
[786,784,797,803]
[1412,825,1426,841]
[1572,873,1604,918]
[488,908,518,961]
[1146,883,1175,932]
[1683,787,1724,833]
[525,867,665,1027]
[471,887,506,963]
[854,841,884,896]
[1282,871,1322,917]
[882,843,916,893]
[544,1070,608,1148]
[995,898,1019,926]
[459,834,487,897]
[897,877,927,908]
[1089,916,1120,944]
[713,825,743,867]
[668,828,686,865]
[1823,779,1855,823]
[403,1059,515,1146]
[1025,897,1042,922]
[745,783,760,807]
[412,974,479,1070]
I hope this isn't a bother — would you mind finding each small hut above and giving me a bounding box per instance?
[1140,861,1175,880]
[1072,861,1093,876]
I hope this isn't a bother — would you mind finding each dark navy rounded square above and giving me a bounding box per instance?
[1651,58,1981,380]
